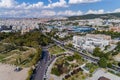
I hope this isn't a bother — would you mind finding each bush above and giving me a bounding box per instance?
[85,63,97,73]
[51,67,61,76]
[67,56,74,61]
[107,63,112,68]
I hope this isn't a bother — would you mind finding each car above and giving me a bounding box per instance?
[14,67,22,72]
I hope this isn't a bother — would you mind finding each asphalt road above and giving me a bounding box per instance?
[52,37,120,72]
[42,32,120,73]
[52,38,99,62]
[32,47,50,80]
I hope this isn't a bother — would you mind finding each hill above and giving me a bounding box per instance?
[68,12,120,20]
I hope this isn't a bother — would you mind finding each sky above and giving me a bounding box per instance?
[0,0,120,18]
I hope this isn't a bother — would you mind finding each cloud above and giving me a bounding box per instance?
[0,0,119,18]
[0,9,83,17]
[45,0,68,8]
[114,8,120,13]
[0,9,30,17]
[57,10,83,16]
[31,10,81,17]
[0,0,44,9]
[0,0,68,9]
[69,0,101,4]
[40,10,56,16]
[48,0,52,3]
[0,0,17,8]
[0,9,56,17]
[86,9,104,14]
[26,2,44,9]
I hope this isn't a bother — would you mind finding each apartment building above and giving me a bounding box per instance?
[73,34,111,52]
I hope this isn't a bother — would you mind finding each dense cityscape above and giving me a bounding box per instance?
[1,0,120,80]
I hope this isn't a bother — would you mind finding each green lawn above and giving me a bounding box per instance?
[49,45,65,55]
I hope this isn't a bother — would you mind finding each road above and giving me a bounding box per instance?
[32,47,50,80]
[51,36,120,72]
[41,32,120,75]
[42,34,99,63]
[31,31,120,80]
[52,37,99,63]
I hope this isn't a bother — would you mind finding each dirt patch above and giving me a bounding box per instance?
[0,63,29,80]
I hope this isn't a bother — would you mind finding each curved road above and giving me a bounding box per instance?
[52,37,120,72]
[31,32,120,80]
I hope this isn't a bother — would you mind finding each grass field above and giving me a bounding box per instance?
[0,46,37,67]
[48,45,65,55]
[0,43,16,53]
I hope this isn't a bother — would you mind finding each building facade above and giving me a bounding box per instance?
[73,34,111,52]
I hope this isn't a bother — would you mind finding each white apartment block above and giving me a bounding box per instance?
[73,34,111,52]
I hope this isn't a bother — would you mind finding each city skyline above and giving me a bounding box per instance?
[0,0,120,17]
[1,1,120,79]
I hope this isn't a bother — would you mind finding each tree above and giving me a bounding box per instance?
[73,53,81,60]
[67,43,73,48]
[118,62,120,67]
[104,52,110,59]
[93,47,101,57]
[31,48,42,65]
[51,67,60,76]
[98,57,107,68]
[67,56,73,61]
[107,63,112,68]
